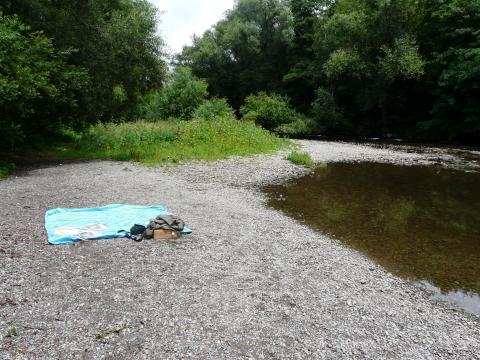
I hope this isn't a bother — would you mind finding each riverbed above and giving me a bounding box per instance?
[0,140,479,358]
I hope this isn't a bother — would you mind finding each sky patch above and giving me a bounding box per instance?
[150,0,235,53]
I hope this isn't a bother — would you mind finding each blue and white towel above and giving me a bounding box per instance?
[45,204,191,245]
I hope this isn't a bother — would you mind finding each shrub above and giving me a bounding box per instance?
[286,151,314,167]
[275,115,316,136]
[240,92,296,131]
[177,117,289,161]
[193,98,235,121]
[72,118,290,164]
[138,91,163,121]
[0,161,16,179]
[139,66,208,121]
[4,326,17,338]
[77,121,178,161]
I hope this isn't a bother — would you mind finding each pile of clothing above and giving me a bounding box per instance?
[130,215,186,242]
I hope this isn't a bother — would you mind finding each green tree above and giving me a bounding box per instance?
[313,0,425,135]
[140,67,208,120]
[180,0,294,109]
[284,0,334,110]
[240,92,297,130]
[2,0,166,123]
[0,15,87,149]
[418,0,480,141]
[310,87,343,132]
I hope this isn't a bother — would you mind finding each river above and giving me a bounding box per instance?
[264,144,480,315]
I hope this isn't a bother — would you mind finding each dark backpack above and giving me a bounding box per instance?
[129,224,146,242]
[130,224,146,236]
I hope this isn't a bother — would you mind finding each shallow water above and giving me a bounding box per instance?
[264,163,480,314]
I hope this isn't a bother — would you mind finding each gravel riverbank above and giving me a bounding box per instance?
[1,140,479,359]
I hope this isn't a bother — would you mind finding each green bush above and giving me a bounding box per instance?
[286,151,314,167]
[0,161,16,179]
[193,98,235,121]
[138,91,162,121]
[139,67,208,121]
[240,92,297,131]
[275,115,316,136]
[71,118,290,164]
[76,121,178,161]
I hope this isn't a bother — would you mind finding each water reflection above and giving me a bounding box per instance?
[417,281,480,315]
[264,163,480,314]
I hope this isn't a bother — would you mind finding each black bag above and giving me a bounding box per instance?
[130,224,146,242]
[130,224,146,235]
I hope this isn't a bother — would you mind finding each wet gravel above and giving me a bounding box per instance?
[1,140,479,359]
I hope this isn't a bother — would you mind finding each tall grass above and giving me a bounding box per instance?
[286,151,314,167]
[71,118,290,164]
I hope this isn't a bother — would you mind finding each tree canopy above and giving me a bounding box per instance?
[1,0,479,148]
[181,0,480,142]
[180,0,294,109]
[0,0,165,149]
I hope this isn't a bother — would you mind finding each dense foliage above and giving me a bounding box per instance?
[179,0,294,109]
[139,67,208,121]
[0,160,15,179]
[314,0,425,135]
[1,0,479,154]
[0,15,87,148]
[181,0,480,142]
[0,0,165,150]
[419,0,480,140]
[193,98,236,121]
[240,92,298,131]
[69,118,289,164]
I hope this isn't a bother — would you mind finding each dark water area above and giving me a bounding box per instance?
[264,163,480,315]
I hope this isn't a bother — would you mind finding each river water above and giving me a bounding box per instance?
[264,158,480,315]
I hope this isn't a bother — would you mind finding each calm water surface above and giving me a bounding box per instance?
[264,163,480,314]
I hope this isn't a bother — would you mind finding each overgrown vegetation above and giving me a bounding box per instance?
[241,92,299,131]
[139,67,208,121]
[275,115,317,137]
[0,15,87,150]
[1,0,478,171]
[286,151,314,167]
[1,0,165,151]
[0,161,15,179]
[69,118,290,164]
[193,98,235,121]
[180,0,480,142]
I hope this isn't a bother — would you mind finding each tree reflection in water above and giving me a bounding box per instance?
[264,163,480,313]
